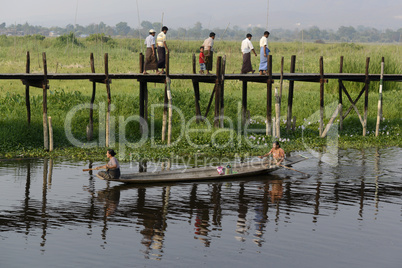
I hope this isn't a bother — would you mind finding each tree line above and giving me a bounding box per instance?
[0,21,401,43]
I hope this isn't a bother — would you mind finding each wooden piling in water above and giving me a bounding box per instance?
[242,80,247,126]
[191,53,202,122]
[375,59,384,137]
[25,51,31,126]
[286,55,296,132]
[105,53,111,147]
[338,56,344,131]
[220,56,226,128]
[42,52,49,151]
[275,57,284,138]
[167,76,173,145]
[363,57,370,136]
[266,55,273,136]
[48,116,53,152]
[87,53,96,141]
[214,56,222,128]
[319,56,324,136]
[139,53,146,134]
[275,87,280,138]
[162,82,168,142]
[162,52,170,142]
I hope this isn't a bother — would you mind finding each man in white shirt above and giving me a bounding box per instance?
[241,33,257,74]
[144,29,159,74]
[157,26,169,74]
[259,31,270,75]
[202,32,215,74]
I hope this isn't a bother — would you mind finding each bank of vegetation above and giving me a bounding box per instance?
[0,37,400,161]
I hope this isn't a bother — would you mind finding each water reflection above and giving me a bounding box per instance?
[1,148,402,264]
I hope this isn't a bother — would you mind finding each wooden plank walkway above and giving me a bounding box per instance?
[0,73,401,82]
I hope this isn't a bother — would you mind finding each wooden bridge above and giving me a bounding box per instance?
[0,52,401,150]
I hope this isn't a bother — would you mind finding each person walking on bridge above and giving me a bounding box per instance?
[157,26,169,74]
[241,33,257,74]
[143,29,160,74]
[259,31,270,75]
[202,32,215,74]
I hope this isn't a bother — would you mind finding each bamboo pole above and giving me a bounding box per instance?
[319,56,324,136]
[25,51,31,125]
[338,56,344,131]
[275,87,280,138]
[162,83,168,142]
[48,116,53,151]
[166,52,173,145]
[363,57,370,136]
[87,53,96,141]
[167,77,172,145]
[375,59,384,137]
[162,52,170,141]
[321,104,342,138]
[275,57,284,138]
[286,55,296,132]
[266,55,272,136]
[42,52,49,150]
[105,53,111,147]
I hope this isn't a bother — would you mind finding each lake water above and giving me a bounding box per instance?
[1,148,401,268]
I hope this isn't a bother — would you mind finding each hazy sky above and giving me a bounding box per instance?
[1,0,401,30]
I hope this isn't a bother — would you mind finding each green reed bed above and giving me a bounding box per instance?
[0,37,401,160]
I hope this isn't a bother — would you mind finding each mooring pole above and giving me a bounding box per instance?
[339,56,344,131]
[266,55,273,136]
[214,56,222,128]
[319,56,324,136]
[87,53,96,141]
[105,53,111,147]
[375,58,384,137]
[25,51,31,126]
[42,52,49,151]
[287,55,296,132]
[48,116,53,152]
[139,53,146,134]
[363,57,370,136]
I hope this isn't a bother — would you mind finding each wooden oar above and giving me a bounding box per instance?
[83,168,96,172]
[279,164,310,177]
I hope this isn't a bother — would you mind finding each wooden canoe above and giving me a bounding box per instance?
[96,155,307,184]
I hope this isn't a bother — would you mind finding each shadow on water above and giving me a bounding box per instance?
[0,147,401,265]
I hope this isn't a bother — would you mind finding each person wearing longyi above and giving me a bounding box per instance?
[96,149,121,179]
[258,141,285,166]
[202,32,215,74]
[241,33,257,74]
[157,26,169,74]
[143,29,160,74]
[259,31,270,75]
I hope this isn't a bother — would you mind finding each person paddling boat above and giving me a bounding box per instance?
[95,149,121,179]
[258,141,285,166]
